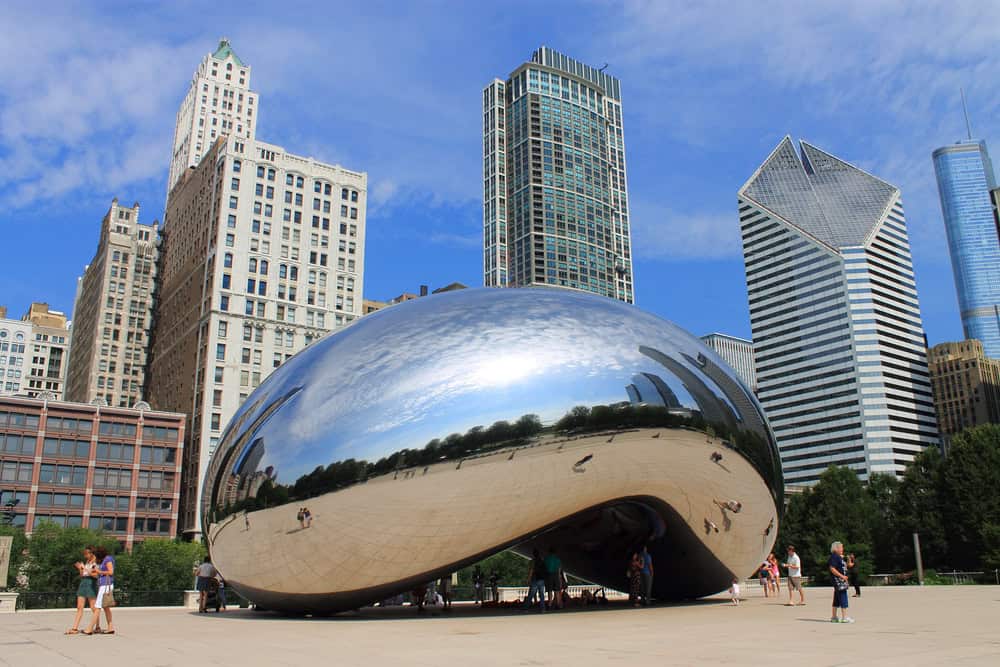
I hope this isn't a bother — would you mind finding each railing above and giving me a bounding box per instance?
[15,589,252,611]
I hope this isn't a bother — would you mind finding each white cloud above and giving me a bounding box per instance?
[630,200,741,261]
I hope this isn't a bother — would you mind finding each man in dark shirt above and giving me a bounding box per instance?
[524,549,546,612]
[640,545,654,606]
[828,541,854,623]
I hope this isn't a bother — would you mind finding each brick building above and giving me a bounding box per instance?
[0,395,184,550]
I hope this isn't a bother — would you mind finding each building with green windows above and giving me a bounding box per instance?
[482,47,634,303]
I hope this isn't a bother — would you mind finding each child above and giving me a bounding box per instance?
[729,578,740,605]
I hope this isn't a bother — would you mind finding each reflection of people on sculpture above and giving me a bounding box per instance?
[714,499,742,513]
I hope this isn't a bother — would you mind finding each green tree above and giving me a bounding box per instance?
[776,466,877,579]
[866,474,903,571]
[0,526,28,589]
[115,539,206,592]
[23,521,118,591]
[457,550,530,588]
[938,424,1000,569]
[893,447,949,570]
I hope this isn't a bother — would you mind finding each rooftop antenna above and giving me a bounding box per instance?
[961,88,973,140]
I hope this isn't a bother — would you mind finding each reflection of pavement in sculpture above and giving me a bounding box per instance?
[210,428,776,611]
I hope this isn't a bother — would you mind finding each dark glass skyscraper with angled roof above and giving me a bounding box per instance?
[739,138,939,485]
[483,47,634,303]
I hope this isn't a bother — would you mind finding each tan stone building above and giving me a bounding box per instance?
[362,283,467,315]
[22,303,71,400]
[66,198,159,408]
[928,339,1000,441]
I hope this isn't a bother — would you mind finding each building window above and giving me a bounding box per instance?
[216,343,226,360]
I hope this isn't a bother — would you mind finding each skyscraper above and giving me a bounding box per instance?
[927,339,1000,444]
[739,137,939,484]
[483,47,634,302]
[18,303,72,400]
[167,39,258,195]
[66,198,159,407]
[701,333,756,393]
[147,41,367,537]
[932,140,1000,358]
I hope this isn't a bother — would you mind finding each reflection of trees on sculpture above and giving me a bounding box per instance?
[220,403,780,517]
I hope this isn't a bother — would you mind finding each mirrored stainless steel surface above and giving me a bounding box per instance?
[203,288,782,612]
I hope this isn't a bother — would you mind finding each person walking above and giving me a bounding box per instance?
[195,556,218,613]
[846,553,861,597]
[640,545,654,606]
[66,546,100,635]
[782,545,806,606]
[84,546,116,635]
[828,541,854,623]
[627,552,643,607]
[216,574,228,611]
[768,553,781,595]
[438,574,453,610]
[489,569,500,603]
[544,548,564,610]
[472,565,484,605]
[758,560,770,597]
[524,549,546,612]
[296,507,305,529]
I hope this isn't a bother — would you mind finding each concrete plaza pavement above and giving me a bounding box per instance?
[1,586,998,666]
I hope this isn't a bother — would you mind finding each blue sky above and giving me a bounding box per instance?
[1,0,997,346]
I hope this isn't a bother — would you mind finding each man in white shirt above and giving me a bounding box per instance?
[782,545,805,606]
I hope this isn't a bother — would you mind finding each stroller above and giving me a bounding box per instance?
[204,577,223,612]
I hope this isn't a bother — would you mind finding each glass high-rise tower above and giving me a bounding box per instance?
[932,140,1000,358]
[739,137,939,484]
[483,47,634,303]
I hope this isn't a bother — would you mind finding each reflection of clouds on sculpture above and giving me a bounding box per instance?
[206,288,765,496]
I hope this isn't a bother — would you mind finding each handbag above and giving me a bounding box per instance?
[104,589,117,607]
[834,577,849,591]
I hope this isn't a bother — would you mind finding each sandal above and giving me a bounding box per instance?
[103,630,116,635]
[64,629,79,635]
[81,631,94,636]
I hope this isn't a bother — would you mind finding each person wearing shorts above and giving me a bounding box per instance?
[544,548,563,610]
[782,545,806,606]
[195,557,218,613]
[85,546,116,635]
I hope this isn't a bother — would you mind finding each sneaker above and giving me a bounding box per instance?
[842,617,855,624]
[830,617,839,623]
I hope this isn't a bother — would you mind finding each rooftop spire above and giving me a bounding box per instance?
[212,37,244,67]
[961,88,973,141]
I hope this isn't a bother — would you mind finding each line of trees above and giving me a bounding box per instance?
[1,521,205,593]
[776,424,1000,580]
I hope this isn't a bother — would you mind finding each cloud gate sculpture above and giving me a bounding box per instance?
[203,288,782,612]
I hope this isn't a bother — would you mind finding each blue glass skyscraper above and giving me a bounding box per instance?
[932,140,1000,358]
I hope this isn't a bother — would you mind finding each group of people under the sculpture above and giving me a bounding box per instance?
[65,545,117,636]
